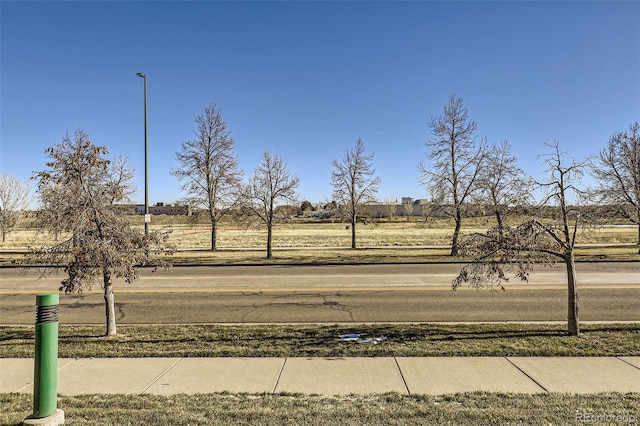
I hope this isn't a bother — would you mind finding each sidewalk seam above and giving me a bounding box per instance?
[505,357,548,393]
[15,358,79,393]
[616,356,640,371]
[56,358,78,372]
[272,357,287,394]
[140,358,183,394]
[393,357,411,396]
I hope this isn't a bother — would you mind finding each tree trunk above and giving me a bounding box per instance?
[103,268,117,336]
[450,209,462,256]
[495,210,503,231]
[565,252,579,336]
[266,223,273,259]
[210,216,217,252]
[351,213,357,249]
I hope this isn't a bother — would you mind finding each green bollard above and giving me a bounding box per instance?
[25,293,64,425]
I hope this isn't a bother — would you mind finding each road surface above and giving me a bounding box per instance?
[1,263,638,324]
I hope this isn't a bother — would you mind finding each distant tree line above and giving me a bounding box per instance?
[4,99,637,257]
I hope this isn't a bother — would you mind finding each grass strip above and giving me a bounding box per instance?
[2,392,639,425]
[167,245,640,265]
[2,323,639,358]
[4,245,638,267]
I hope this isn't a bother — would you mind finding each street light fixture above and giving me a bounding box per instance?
[136,72,149,236]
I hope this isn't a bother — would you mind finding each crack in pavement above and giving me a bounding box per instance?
[238,292,356,322]
[321,294,354,321]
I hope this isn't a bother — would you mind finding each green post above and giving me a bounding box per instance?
[33,293,59,418]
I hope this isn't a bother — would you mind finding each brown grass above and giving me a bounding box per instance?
[2,216,638,266]
[3,392,639,426]
[2,323,639,358]
[4,216,638,250]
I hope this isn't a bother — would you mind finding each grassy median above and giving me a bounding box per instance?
[2,323,639,358]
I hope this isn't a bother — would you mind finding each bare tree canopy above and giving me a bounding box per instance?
[383,199,397,223]
[475,141,532,230]
[0,174,31,242]
[403,199,414,221]
[591,122,640,252]
[453,142,591,336]
[172,102,243,251]
[331,138,380,249]
[244,151,299,259]
[419,94,485,255]
[30,129,173,336]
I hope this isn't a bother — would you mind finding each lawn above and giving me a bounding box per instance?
[2,323,639,358]
[2,392,639,425]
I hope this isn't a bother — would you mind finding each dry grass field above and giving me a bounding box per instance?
[3,215,638,250]
[169,222,457,249]
[2,215,638,265]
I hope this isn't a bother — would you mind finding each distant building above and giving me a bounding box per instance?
[136,202,191,216]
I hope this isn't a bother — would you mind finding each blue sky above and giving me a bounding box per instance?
[2,1,639,207]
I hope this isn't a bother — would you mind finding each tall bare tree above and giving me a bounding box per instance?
[331,138,380,249]
[172,102,243,251]
[30,130,173,336]
[383,199,397,223]
[0,174,31,242]
[453,142,590,336]
[403,199,414,221]
[419,94,485,256]
[591,122,640,252]
[476,141,532,231]
[244,151,299,259]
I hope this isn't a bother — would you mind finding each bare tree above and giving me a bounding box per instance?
[419,94,485,256]
[0,174,31,242]
[403,199,414,221]
[172,102,243,251]
[476,141,532,231]
[244,151,299,259]
[29,130,173,336]
[383,199,397,222]
[331,138,380,249]
[420,203,430,222]
[591,122,640,252]
[453,142,590,336]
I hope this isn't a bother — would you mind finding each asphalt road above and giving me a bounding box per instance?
[1,263,639,324]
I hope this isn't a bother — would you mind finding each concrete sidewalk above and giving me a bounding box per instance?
[2,357,640,396]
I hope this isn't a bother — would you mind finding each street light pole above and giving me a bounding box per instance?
[136,72,149,236]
